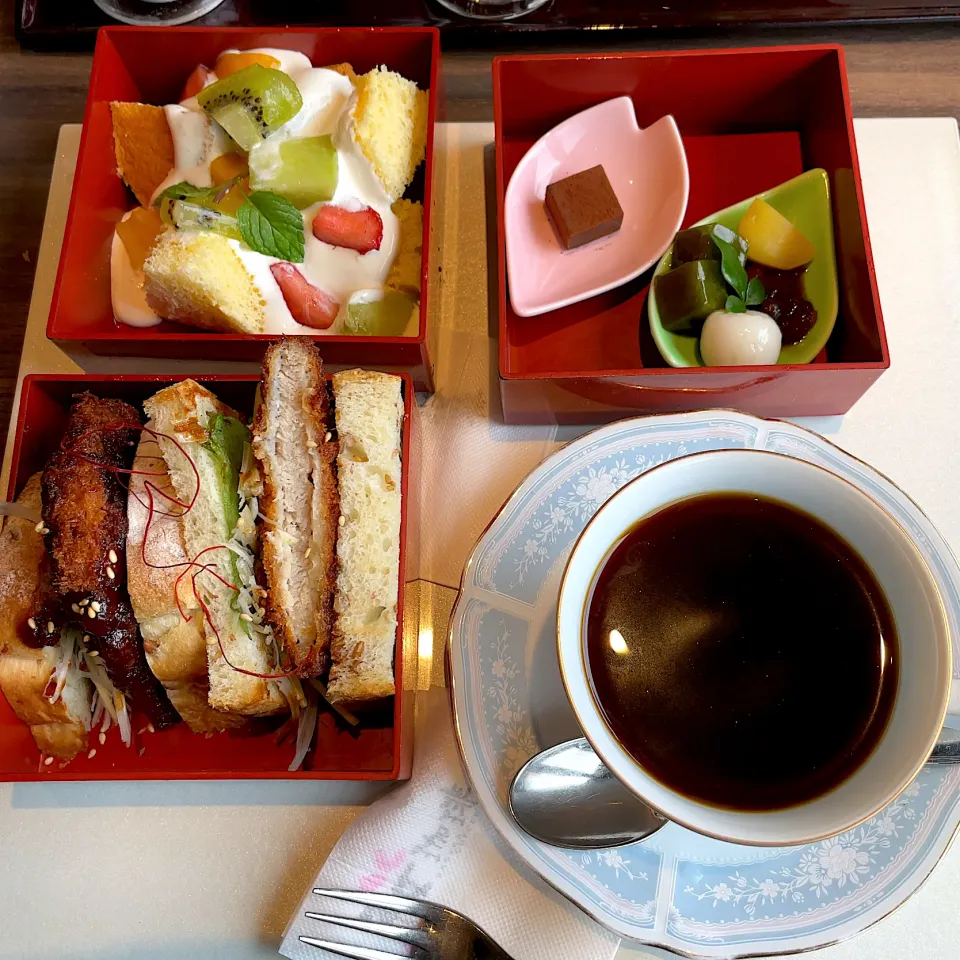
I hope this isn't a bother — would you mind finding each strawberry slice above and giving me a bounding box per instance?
[270,263,340,330]
[181,64,214,102]
[311,204,383,254]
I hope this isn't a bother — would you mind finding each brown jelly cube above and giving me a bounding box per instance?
[544,165,624,250]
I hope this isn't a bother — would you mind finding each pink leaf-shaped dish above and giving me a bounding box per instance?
[505,97,689,318]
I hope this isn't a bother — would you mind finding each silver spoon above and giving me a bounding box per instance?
[510,732,960,849]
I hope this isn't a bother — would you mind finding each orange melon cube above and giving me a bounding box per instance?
[115,206,166,271]
[214,51,281,78]
[738,198,816,270]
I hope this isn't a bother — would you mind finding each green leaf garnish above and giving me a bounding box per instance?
[713,235,748,300]
[203,414,253,633]
[725,294,747,313]
[712,224,747,266]
[237,191,305,263]
[745,276,766,307]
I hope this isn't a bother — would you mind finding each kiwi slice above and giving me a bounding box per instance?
[248,135,338,209]
[345,291,416,336]
[166,199,242,240]
[197,64,303,151]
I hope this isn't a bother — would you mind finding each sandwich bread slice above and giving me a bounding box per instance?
[0,474,91,759]
[127,428,253,733]
[253,339,339,677]
[143,380,287,716]
[327,369,404,705]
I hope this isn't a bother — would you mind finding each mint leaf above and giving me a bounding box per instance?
[238,191,305,262]
[726,294,747,313]
[713,235,748,300]
[745,276,766,307]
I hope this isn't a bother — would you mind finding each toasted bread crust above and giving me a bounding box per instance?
[254,339,338,677]
[143,380,287,717]
[0,474,90,759]
[110,102,175,207]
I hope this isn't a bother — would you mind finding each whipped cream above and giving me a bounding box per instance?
[112,47,417,336]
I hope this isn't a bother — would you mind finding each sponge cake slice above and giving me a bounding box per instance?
[143,232,266,334]
[351,67,428,201]
[110,102,176,207]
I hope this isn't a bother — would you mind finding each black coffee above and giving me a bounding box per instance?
[585,494,898,811]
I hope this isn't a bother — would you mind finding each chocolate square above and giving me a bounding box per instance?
[544,165,624,250]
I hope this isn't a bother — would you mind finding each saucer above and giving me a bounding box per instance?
[449,410,960,957]
[504,97,689,318]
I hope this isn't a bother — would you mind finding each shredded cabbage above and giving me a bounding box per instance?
[289,682,318,772]
[47,627,92,731]
[47,627,79,706]
[81,647,132,747]
[309,678,360,728]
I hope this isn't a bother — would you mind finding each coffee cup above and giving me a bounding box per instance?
[557,449,954,846]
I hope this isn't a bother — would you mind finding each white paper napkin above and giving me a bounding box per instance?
[280,687,619,960]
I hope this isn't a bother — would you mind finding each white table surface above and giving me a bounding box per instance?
[1,120,959,960]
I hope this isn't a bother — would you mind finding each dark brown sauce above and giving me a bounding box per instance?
[586,494,898,811]
[747,264,817,345]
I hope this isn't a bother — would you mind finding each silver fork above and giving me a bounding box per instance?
[300,888,516,960]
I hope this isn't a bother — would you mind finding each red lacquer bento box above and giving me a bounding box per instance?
[0,373,418,781]
[494,45,889,424]
[47,27,440,391]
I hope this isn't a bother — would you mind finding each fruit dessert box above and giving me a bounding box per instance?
[494,45,889,424]
[47,27,440,390]
[1,373,419,781]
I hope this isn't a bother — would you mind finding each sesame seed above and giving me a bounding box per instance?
[106,566,116,580]
[324,432,332,443]
[240,613,253,622]
[91,601,102,613]
[88,650,99,657]
[338,515,345,526]
[98,731,106,745]
[43,756,54,766]
[79,598,89,607]
[46,621,54,634]
[27,617,36,630]
[304,547,312,559]
[138,726,148,735]
[306,440,318,449]
[83,634,91,644]
[71,604,80,614]
[87,748,97,760]
[147,723,155,734]
[87,607,96,619]
[138,747,145,757]
[108,549,118,564]
[34,521,45,533]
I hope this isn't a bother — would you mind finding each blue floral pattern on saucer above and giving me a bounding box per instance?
[449,411,960,958]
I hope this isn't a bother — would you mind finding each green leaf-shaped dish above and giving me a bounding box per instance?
[648,169,839,367]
